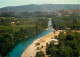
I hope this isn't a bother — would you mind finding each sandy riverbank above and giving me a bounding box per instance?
[21,32,54,57]
[21,30,63,57]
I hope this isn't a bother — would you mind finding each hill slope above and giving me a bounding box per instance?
[0,4,80,13]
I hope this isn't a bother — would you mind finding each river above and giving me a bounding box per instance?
[8,19,52,57]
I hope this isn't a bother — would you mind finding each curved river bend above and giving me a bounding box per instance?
[8,19,53,57]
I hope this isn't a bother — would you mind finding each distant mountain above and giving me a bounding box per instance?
[0,4,80,13]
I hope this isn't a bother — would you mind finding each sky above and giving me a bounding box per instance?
[0,0,80,8]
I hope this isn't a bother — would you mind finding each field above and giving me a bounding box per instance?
[0,25,35,31]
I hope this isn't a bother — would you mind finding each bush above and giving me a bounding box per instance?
[36,51,45,57]
[35,43,40,46]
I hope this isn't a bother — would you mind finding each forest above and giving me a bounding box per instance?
[52,13,80,30]
[46,31,80,57]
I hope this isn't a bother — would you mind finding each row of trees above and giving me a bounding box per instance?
[0,19,48,56]
[46,31,80,57]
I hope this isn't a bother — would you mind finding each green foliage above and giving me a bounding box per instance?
[35,43,40,46]
[0,18,48,56]
[36,51,45,57]
[37,47,40,50]
[52,13,80,30]
[46,31,80,57]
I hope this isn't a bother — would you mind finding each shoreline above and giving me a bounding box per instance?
[21,32,54,57]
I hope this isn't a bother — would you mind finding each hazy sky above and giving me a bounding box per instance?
[0,0,79,8]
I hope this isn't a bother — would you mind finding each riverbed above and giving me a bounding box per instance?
[8,29,52,57]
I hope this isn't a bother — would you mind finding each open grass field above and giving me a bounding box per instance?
[0,24,35,30]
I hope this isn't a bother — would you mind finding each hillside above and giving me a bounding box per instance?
[0,4,80,13]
